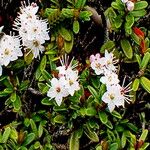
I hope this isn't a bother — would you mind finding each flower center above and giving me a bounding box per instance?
[69,80,74,86]
[33,40,39,47]
[109,93,115,100]
[56,87,61,93]
[4,48,10,55]
[95,63,101,69]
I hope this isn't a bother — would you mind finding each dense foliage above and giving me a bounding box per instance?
[0,0,149,149]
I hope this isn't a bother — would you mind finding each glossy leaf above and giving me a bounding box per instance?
[140,76,150,93]
[22,133,35,146]
[134,1,148,10]
[98,111,108,124]
[59,27,72,41]
[73,20,80,34]
[2,127,11,143]
[140,52,150,69]
[69,131,79,150]
[120,39,133,59]
[100,40,115,53]
[132,78,139,91]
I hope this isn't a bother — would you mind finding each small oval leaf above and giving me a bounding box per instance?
[121,39,133,59]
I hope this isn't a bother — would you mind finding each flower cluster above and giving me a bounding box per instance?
[0,29,23,76]
[121,0,134,11]
[47,55,80,106]
[90,50,132,112]
[13,2,50,59]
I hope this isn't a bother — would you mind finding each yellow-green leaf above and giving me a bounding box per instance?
[120,39,133,59]
[140,76,150,93]
[132,78,139,91]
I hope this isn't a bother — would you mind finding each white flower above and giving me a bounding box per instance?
[100,71,119,86]
[104,50,118,72]
[102,84,124,112]
[120,76,133,104]
[19,2,39,21]
[126,1,134,11]
[24,39,45,58]
[0,65,2,76]
[121,0,128,4]
[90,53,101,63]
[57,55,78,76]
[90,57,106,75]
[65,70,80,96]
[47,77,69,106]
[0,34,22,66]
[13,1,50,59]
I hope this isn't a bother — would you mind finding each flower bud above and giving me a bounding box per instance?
[126,1,134,11]
[121,0,128,4]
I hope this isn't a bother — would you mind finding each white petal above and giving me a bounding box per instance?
[108,102,115,112]
[0,66,2,76]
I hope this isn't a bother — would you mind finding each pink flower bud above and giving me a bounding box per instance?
[121,0,128,4]
[126,1,134,11]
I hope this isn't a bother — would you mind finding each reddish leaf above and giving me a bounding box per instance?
[133,27,145,39]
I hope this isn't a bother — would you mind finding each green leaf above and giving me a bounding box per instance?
[86,107,97,116]
[62,8,74,18]
[23,133,35,146]
[140,76,150,93]
[110,143,118,150]
[13,95,21,111]
[40,55,47,72]
[41,70,52,81]
[126,14,134,28]
[111,2,124,10]
[105,120,113,129]
[10,92,16,102]
[131,32,140,45]
[134,1,148,10]
[0,145,4,150]
[100,40,115,53]
[79,11,92,21]
[38,123,43,138]
[73,20,80,34]
[120,39,133,59]
[59,27,72,41]
[35,67,42,80]
[41,97,53,106]
[98,111,108,124]
[114,15,123,28]
[127,123,138,132]
[69,131,79,150]
[10,128,18,141]
[130,10,147,17]
[64,32,74,53]
[111,110,122,119]
[135,54,141,66]
[139,129,148,142]
[38,83,48,94]
[87,85,99,100]
[140,52,150,69]
[20,80,30,91]
[75,0,86,9]
[84,125,99,142]
[30,119,37,135]
[141,143,150,149]
[54,115,66,124]
[121,132,126,148]
[2,127,11,143]
[132,78,139,91]
[34,141,41,149]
